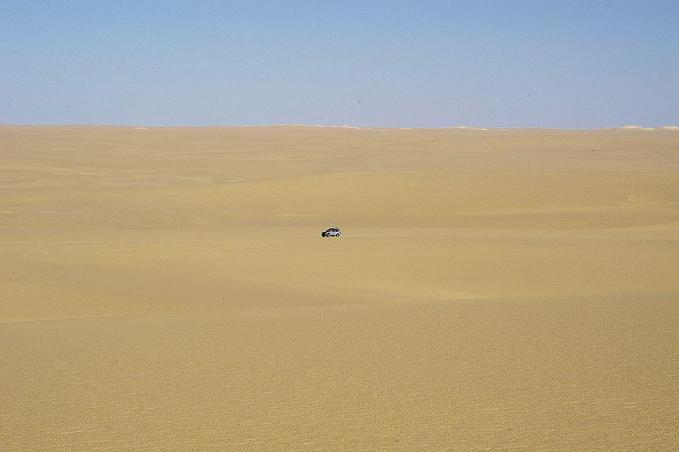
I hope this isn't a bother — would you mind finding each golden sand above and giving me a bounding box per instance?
[1,126,678,449]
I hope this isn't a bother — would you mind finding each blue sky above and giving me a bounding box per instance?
[1,1,678,128]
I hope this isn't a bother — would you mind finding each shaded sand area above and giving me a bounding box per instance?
[1,126,679,449]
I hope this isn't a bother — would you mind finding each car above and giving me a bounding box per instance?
[321,227,341,237]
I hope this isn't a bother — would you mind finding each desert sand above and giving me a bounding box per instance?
[1,125,678,449]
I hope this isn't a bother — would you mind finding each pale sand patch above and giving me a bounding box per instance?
[619,125,655,130]
[450,125,490,130]
[1,125,678,450]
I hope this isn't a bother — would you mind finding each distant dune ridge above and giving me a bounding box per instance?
[1,126,678,450]
[618,125,679,130]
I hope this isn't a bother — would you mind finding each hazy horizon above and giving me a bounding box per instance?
[2,0,678,128]
[2,123,679,130]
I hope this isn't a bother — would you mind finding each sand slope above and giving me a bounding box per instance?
[1,126,679,449]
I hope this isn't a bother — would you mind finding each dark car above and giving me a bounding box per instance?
[321,227,341,237]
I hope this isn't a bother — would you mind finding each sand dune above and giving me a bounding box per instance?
[1,126,678,449]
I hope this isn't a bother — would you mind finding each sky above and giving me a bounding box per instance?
[1,1,678,128]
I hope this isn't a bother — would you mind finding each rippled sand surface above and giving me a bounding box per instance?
[2,126,678,449]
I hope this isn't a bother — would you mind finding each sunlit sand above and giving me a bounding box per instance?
[2,125,678,449]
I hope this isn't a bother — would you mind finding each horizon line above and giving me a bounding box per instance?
[1,123,678,132]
